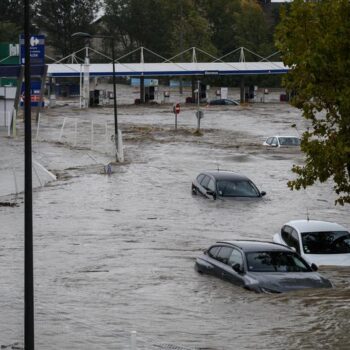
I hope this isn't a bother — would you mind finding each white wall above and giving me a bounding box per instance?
[0,86,16,127]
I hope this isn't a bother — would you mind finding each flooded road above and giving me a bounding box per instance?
[1,100,350,349]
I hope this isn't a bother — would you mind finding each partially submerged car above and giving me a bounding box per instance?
[263,136,300,148]
[195,240,332,293]
[191,170,265,200]
[208,99,239,106]
[273,220,350,266]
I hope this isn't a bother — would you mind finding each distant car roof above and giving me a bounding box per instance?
[285,220,348,233]
[201,170,249,181]
[266,136,300,139]
[216,240,292,253]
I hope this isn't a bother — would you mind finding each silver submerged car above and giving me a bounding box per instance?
[195,240,332,293]
[191,170,266,200]
[263,136,301,148]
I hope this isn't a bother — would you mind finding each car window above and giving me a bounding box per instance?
[246,251,310,272]
[279,137,300,146]
[196,174,205,183]
[200,175,210,188]
[216,246,233,265]
[217,180,259,197]
[301,231,350,254]
[266,137,273,145]
[228,248,243,268]
[208,246,220,258]
[271,137,278,146]
[207,178,216,192]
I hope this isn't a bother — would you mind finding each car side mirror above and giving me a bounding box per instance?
[260,191,266,197]
[232,263,243,274]
[311,263,318,272]
[206,190,217,200]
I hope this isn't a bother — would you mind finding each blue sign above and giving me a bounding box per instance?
[20,81,44,107]
[19,34,45,65]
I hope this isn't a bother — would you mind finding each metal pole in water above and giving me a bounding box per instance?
[35,113,40,140]
[130,330,137,350]
[91,120,94,149]
[24,0,35,347]
[74,119,78,147]
[59,117,66,142]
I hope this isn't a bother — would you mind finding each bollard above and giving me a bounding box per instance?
[130,330,137,350]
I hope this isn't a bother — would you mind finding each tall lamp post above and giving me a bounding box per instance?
[72,32,119,161]
[24,0,35,349]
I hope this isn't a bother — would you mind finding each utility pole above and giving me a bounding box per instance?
[24,0,35,348]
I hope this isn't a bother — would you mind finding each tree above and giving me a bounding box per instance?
[275,0,350,205]
[0,22,21,42]
[0,0,23,29]
[104,0,215,60]
[33,0,101,58]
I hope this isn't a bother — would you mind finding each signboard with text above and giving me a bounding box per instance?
[19,34,45,65]
[20,81,44,107]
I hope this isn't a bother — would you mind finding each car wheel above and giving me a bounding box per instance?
[191,185,197,195]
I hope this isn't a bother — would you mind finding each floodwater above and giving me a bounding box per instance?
[1,97,350,350]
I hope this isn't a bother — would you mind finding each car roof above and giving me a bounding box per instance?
[267,136,300,139]
[200,170,249,181]
[285,220,348,233]
[215,240,293,253]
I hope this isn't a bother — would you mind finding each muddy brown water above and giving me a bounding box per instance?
[1,102,350,349]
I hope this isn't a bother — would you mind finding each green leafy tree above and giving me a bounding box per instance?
[275,0,350,205]
[104,0,215,60]
[234,0,273,58]
[0,0,23,29]
[200,0,240,56]
[0,22,21,42]
[33,0,101,57]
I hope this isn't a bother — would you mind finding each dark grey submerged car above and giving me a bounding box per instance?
[192,170,266,200]
[195,240,332,293]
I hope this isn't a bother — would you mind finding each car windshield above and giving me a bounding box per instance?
[217,180,260,197]
[301,231,350,254]
[278,137,300,146]
[246,251,311,272]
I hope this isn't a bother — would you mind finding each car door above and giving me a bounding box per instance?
[198,175,216,199]
[226,248,245,286]
[271,137,278,147]
[197,175,210,196]
[212,246,238,284]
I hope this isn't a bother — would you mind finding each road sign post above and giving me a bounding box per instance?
[173,103,180,130]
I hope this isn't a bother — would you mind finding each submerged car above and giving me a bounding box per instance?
[273,220,350,266]
[195,240,332,293]
[191,170,266,199]
[209,99,239,106]
[263,136,301,148]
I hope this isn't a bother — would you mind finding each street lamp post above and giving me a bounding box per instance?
[24,0,35,348]
[72,32,119,161]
